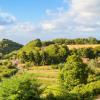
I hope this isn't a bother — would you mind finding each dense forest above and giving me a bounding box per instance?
[0,37,100,100]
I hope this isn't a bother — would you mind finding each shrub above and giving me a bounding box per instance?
[0,73,43,100]
[25,62,33,69]
[88,59,100,74]
[88,59,100,69]
[70,80,100,100]
[51,64,59,69]
[51,63,64,69]
[2,69,18,78]
[6,62,15,69]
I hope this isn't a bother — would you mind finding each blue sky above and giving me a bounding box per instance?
[0,0,100,44]
[0,0,67,22]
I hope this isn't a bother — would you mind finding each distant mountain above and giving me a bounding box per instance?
[0,39,23,55]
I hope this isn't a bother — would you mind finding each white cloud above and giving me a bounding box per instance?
[0,11,16,25]
[0,25,5,32]
[0,23,36,44]
[40,0,100,34]
[10,22,36,33]
[40,21,56,31]
[0,11,36,43]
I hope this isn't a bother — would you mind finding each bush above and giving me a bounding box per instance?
[0,73,43,100]
[25,62,34,69]
[88,59,100,69]
[3,60,8,66]
[70,80,100,100]
[2,69,18,78]
[94,46,100,58]
[51,63,64,69]
[6,62,15,69]
[51,65,59,69]
[88,59,100,74]
[76,48,94,59]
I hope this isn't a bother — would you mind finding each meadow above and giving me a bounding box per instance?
[67,44,100,49]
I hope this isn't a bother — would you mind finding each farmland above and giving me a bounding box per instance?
[67,44,100,49]
[27,66,59,86]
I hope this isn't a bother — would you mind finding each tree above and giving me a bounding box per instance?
[33,39,42,47]
[94,46,100,58]
[58,45,69,62]
[40,50,48,65]
[88,37,98,44]
[28,51,35,62]
[27,39,42,47]
[44,44,69,64]
[33,50,41,65]
[76,48,94,59]
[44,44,59,64]
[59,55,88,90]
[20,51,29,63]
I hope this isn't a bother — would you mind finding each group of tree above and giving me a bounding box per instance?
[15,38,100,67]
[19,44,70,66]
[71,46,100,59]
[42,37,100,46]
[57,55,100,100]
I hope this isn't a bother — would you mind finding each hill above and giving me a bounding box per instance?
[0,39,23,56]
[18,39,42,53]
[18,38,100,55]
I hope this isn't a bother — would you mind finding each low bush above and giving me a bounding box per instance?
[0,73,43,100]
[70,80,100,100]
[51,63,64,69]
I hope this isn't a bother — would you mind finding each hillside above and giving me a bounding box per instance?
[18,39,42,53]
[0,38,100,100]
[0,39,23,56]
[19,38,100,53]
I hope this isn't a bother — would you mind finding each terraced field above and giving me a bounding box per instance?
[27,66,59,86]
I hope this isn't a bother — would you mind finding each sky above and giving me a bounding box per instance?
[0,0,100,44]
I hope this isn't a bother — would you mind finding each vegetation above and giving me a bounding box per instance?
[0,60,18,81]
[18,43,70,65]
[43,37,100,46]
[0,39,23,58]
[0,73,43,100]
[0,37,100,100]
[59,55,89,90]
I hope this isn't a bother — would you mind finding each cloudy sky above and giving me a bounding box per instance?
[0,0,100,44]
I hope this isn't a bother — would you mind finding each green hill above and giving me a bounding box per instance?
[18,39,42,53]
[0,39,23,56]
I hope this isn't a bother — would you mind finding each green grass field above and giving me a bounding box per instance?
[23,66,61,95]
[27,66,59,86]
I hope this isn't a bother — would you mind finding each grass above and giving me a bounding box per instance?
[26,66,59,86]
[67,44,100,49]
